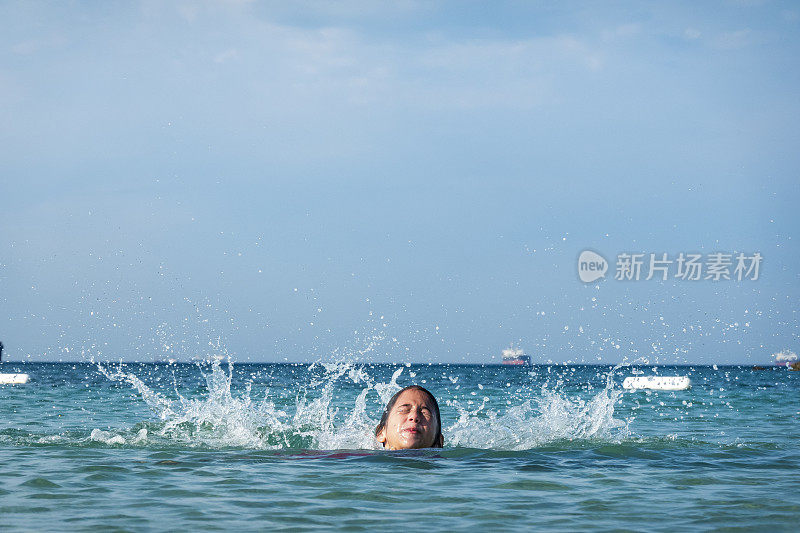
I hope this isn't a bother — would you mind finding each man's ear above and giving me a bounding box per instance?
[376,428,387,446]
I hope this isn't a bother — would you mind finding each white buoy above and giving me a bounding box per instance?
[623,375,691,391]
[0,373,29,385]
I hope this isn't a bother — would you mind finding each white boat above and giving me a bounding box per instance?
[623,376,691,391]
[0,373,29,385]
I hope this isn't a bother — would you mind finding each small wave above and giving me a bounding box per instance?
[89,428,148,446]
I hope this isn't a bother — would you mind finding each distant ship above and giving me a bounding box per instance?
[501,344,531,365]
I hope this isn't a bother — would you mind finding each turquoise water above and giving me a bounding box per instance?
[1,361,798,530]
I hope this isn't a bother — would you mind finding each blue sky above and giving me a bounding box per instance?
[1,1,798,364]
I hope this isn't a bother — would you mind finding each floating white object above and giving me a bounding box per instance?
[0,373,29,385]
[623,376,691,391]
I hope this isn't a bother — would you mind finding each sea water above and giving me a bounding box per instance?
[1,361,798,531]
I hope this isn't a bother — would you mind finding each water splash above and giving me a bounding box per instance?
[96,358,392,449]
[97,362,178,420]
[95,360,630,451]
[445,370,629,450]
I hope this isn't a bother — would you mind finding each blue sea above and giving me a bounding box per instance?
[1,360,798,531]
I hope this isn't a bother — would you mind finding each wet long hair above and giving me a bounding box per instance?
[375,385,444,448]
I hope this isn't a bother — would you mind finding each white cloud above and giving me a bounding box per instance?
[713,29,752,50]
[601,23,642,42]
[213,48,240,64]
[781,9,799,22]
[11,35,66,55]
[683,28,702,40]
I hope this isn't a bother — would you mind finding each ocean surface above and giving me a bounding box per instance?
[1,361,798,531]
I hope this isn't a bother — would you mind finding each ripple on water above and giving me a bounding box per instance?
[316,490,401,503]
[27,493,79,500]
[492,479,572,491]
[19,477,61,489]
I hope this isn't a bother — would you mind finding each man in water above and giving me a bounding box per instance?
[0,341,3,362]
[375,385,444,449]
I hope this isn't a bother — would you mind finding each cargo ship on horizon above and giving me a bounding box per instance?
[501,344,531,365]
[773,349,798,367]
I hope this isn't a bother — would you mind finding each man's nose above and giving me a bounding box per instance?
[407,407,421,421]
